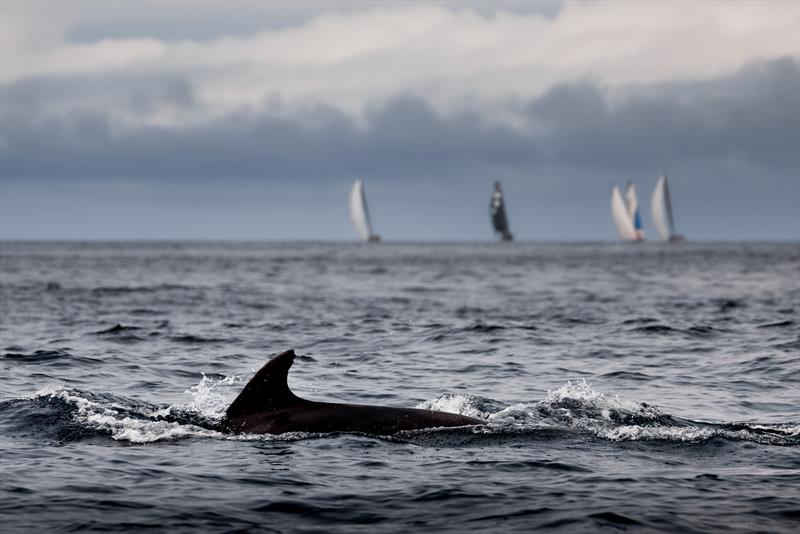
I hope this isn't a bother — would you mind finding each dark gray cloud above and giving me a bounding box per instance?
[2,57,797,181]
[527,59,799,172]
[1,58,798,239]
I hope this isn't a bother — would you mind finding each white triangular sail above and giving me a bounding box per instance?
[651,174,674,241]
[611,185,639,241]
[349,179,378,242]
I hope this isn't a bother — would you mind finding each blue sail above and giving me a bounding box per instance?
[633,209,643,230]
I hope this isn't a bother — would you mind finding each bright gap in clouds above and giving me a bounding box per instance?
[2,1,797,125]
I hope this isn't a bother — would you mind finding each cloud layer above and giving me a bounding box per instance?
[4,58,797,181]
[3,1,797,121]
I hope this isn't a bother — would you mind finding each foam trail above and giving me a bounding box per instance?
[417,381,800,446]
[25,378,799,445]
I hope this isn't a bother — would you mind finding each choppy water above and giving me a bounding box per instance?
[1,241,798,532]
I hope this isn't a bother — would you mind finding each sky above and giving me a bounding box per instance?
[1,0,798,240]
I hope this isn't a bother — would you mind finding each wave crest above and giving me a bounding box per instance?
[418,380,799,446]
[3,378,796,446]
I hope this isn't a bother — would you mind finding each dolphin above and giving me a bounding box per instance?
[222,350,483,435]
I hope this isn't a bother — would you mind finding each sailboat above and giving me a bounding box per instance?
[349,179,381,242]
[651,174,685,242]
[490,181,513,241]
[625,181,645,241]
[610,184,643,242]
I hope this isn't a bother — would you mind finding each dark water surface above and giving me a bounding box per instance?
[1,241,798,532]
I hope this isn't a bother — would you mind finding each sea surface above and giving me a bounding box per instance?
[1,241,798,533]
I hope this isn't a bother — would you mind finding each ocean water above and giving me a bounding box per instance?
[1,241,798,533]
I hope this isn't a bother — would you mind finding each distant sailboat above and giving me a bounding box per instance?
[490,181,513,241]
[349,179,381,242]
[625,181,645,241]
[651,174,685,242]
[610,184,643,242]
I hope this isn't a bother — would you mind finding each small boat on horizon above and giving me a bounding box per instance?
[625,181,646,241]
[349,179,381,242]
[610,182,645,242]
[490,181,513,241]
[651,174,685,242]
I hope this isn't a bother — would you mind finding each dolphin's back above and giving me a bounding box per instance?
[224,350,483,435]
[235,401,480,435]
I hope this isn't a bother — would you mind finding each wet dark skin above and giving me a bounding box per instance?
[223,350,483,435]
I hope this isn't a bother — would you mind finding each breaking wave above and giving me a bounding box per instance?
[417,380,800,446]
[1,378,797,446]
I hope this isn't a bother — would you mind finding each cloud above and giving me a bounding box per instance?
[525,59,800,172]
[2,1,797,123]
[2,1,563,47]
[2,58,797,183]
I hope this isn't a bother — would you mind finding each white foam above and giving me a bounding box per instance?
[416,381,798,445]
[33,379,798,445]
[32,376,328,444]
[36,386,223,443]
[543,379,661,419]
[86,412,220,443]
[416,393,507,420]
[487,403,546,427]
[598,425,767,443]
[180,372,241,420]
[749,423,800,437]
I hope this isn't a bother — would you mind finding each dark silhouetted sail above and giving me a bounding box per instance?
[490,181,513,241]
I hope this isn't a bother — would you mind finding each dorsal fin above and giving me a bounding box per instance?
[225,350,302,418]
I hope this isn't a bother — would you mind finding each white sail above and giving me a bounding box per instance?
[611,185,639,241]
[651,175,671,240]
[349,179,376,242]
[625,182,637,221]
[651,174,683,242]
